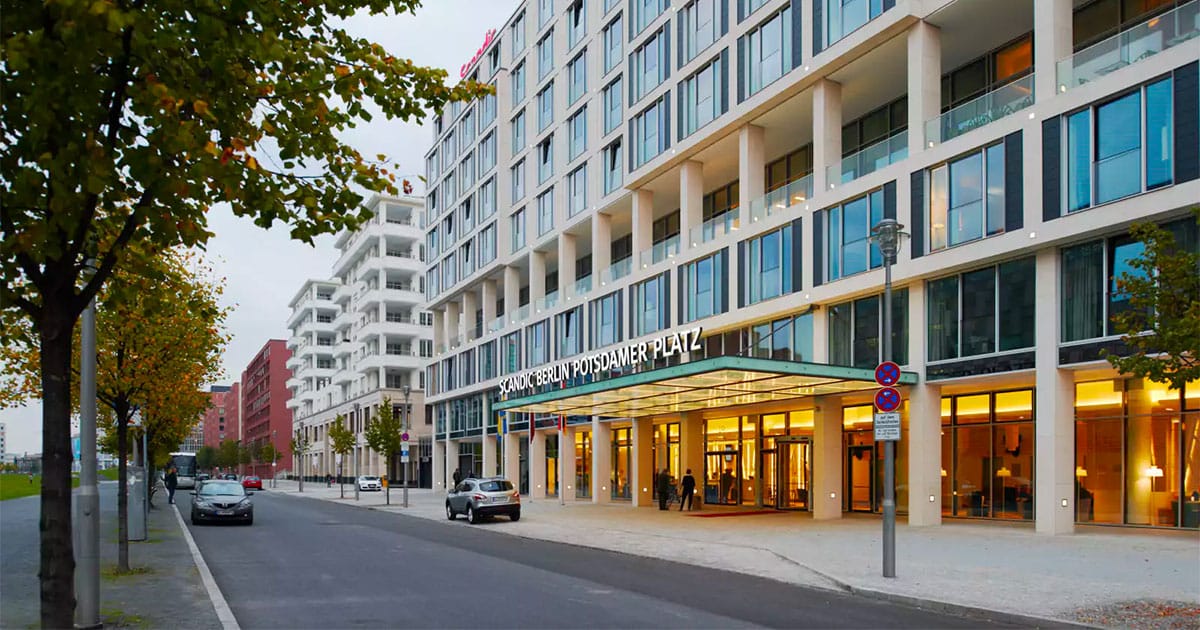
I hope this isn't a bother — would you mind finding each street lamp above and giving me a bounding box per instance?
[272,430,277,489]
[402,384,411,509]
[870,217,906,579]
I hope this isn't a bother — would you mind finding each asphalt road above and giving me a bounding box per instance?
[179,491,1024,629]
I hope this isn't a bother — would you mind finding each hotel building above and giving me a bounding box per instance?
[423,0,1200,531]
[286,195,435,485]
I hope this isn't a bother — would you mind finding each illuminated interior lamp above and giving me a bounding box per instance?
[1075,466,1088,478]
[940,468,947,477]
[1146,465,1164,478]
[996,467,1012,478]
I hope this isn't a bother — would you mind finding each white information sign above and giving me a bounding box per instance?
[873,412,901,442]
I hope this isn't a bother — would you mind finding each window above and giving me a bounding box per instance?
[766,145,813,192]
[942,390,1035,521]
[633,96,669,168]
[512,159,526,203]
[940,34,1033,111]
[591,290,623,348]
[502,331,522,375]
[741,223,797,305]
[568,164,588,216]
[824,188,884,282]
[823,0,887,48]
[1065,77,1173,213]
[441,131,457,166]
[478,132,497,176]
[927,257,1036,362]
[480,340,497,381]
[603,139,623,194]
[479,177,496,219]
[537,82,554,132]
[460,242,475,279]
[842,96,907,157]
[567,0,585,49]
[568,107,587,160]
[682,0,723,63]
[442,251,457,288]
[512,61,527,107]
[527,320,551,366]
[746,315,813,361]
[702,180,740,222]
[680,51,726,138]
[477,222,497,265]
[680,250,727,322]
[537,135,554,183]
[928,142,1005,251]
[479,91,497,131]
[603,78,623,134]
[828,290,909,368]
[739,0,771,20]
[458,196,474,233]
[632,28,669,102]
[739,7,793,100]
[603,0,620,12]
[425,151,439,182]
[633,273,669,336]
[458,151,475,193]
[539,0,553,27]
[512,110,526,154]
[632,0,668,36]
[557,306,584,358]
[603,15,623,74]
[511,208,527,252]
[460,108,476,146]
[537,189,555,235]
[538,30,555,80]
[427,228,439,259]
[567,51,587,105]
[511,11,527,55]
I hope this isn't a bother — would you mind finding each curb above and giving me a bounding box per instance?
[170,504,240,630]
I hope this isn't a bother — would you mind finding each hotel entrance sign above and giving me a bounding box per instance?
[874,412,900,441]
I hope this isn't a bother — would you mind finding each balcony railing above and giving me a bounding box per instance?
[598,257,633,287]
[487,315,506,334]
[509,304,530,325]
[925,74,1035,146]
[1058,1,1198,92]
[564,275,593,302]
[749,175,814,224]
[640,235,680,268]
[688,212,739,247]
[828,130,908,188]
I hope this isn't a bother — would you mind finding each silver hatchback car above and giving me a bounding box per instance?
[446,477,520,524]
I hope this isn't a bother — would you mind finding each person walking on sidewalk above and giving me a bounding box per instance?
[453,468,463,487]
[165,466,178,504]
[679,468,696,511]
[657,469,671,510]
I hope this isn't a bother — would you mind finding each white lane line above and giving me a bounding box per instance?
[171,504,241,630]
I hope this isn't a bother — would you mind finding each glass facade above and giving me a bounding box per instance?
[825,188,883,281]
[680,250,727,323]
[612,427,632,499]
[632,272,669,337]
[928,142,1006,251]
[739,6,793,100]
[927,257,1036,362]
[741,224,796,305]
[940,390,1035,520]
[828,289,908,368]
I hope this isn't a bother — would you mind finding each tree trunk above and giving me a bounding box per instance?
[145,441,157,508]
[38,308,76,629]
[116,401,130,571]
[386,452,391,506]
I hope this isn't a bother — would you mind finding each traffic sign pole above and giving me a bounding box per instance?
[881,236,896,579]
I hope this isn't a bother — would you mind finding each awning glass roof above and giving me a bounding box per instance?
[493,356,918,418]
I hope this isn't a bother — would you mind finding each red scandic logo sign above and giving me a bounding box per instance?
[874,361,901,387]
[459,29,498,78]
[874,387,902,412]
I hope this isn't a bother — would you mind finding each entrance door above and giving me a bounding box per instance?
[705,449,741,505]
[847,445,875,512]
[776,438,811,510]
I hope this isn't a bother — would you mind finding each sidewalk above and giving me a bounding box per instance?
[273,480,1200,628]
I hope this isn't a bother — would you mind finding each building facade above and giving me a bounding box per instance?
[424,0,1200,531]
[201,385,236,449]
[241,340,293,477]
[286,195,435,486]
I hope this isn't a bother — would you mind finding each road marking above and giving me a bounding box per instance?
[171,504,241,630]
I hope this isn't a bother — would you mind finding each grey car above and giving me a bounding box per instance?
[446,477,520,524]
[191,480,253,525]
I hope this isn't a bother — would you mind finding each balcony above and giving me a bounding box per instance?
[533,291,559,315]
[487,315,506,335]
[688,212,739,247]
[563,275,593,303]
[357,348,425,372]
[926,74,1035,146]
[332,367,354,385]
[828,131,908,189]
[1058,1,1198,92]
[639,235,680,269]
[597,257,633,288]
[508,304,531,326]
[749,175,814,224]
[286,376,302,390]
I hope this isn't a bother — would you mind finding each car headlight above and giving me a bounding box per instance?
[238,497,251,506]
[195,499,212,508]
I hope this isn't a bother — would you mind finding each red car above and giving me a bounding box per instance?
[241,476,263,490]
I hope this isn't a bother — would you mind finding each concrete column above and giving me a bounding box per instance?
[503,434,520,491]
[680,413,704,507]
[432,309,445,348]
[632,189,654,270]
[561,425,576,499]
[907,20,941,152]
[904,281,943,526]
[1035,249,1075,535]
[530,250,547,307]
[632,418,655,507]
[461,292,478,340]
[482,434,499,477]
[445,438,459,490]
[445,301,461,348]
[737,125,765,227]
[592,212,612,279]
[481,280,497,331]
[813,396,843,520]
[811,306,829,364]
[812,80,842,193]
[1035,0,1073,102]
[680,160,704,249]
[503,265,520,322]
[530,429,547,498]
[591,417,612,503]
[558,233,577,295]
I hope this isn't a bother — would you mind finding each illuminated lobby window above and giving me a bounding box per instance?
[575,430,592,499]
[941,390,1035,520]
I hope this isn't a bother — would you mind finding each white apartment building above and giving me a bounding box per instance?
[286,195,436,485]
[424,0,1200,532]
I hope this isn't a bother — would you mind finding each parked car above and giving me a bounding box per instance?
[190,480,253,525]
[446,477,520,523]
[241,475,262,490]
[221,473,237,481]
[357,475,382,491]
[196,473,211,483]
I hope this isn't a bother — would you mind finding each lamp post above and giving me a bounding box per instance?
[296,428,305,493]
[272,430,277,489]
[871,217,906,579]
[402,385,411,509]
[354,402,360,501]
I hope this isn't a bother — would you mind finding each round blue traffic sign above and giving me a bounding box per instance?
[875,387,902,412]
[874,361,901,387]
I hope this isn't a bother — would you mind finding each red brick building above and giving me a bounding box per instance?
[201,384,238,449]
[240,339,293,478]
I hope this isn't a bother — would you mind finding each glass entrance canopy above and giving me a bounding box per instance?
[494,356,918,418]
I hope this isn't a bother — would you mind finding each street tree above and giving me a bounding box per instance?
[363,399,402,505]
[260,443,279,481]
[2,1,488,623]
[217,439,241,471]
[327,415,355,498]
[291,433,311,492]
[196,446,218,472]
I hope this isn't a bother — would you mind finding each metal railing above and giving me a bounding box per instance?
[828,130,908,188]
[925,74,1035,146]
[598,257,633,286]
[640,235,680,268]
[749,175,814,224]
[1057,1,1198,92]
[688,212,739,247]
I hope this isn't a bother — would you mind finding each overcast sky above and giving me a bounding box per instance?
[0,0,521,455]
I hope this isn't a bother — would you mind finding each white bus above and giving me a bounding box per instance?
[169,452,199,489]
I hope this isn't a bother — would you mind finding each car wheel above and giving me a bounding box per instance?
[446,502,456,520]
[467,505,480,524]
[191,511,199,526]
[510,510,521,522]
[245,516,253,526]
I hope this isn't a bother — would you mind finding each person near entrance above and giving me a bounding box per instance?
[164,466,178,504]
[679,469,696,511]
[453,468,463,486]
[656,469,671,510]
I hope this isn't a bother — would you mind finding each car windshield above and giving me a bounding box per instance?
[478,480,514,492]
[199,482,245,497]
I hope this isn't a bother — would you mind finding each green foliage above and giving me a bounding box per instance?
[259,443,279,466]
[363,398,403,461]
[196,446,217,471]
[216,439,241,469]
[1105,212,1200,391]
[327,414,355,459]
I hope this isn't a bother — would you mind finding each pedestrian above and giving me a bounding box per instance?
[453,468,463,486]
[656,468,671,510]
[28,471,34,484]
[679,468,696,511]
[326,473,332,487]
[165,466,178,504]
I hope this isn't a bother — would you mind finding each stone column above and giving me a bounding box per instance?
[482,434,499,477]
[632,418,655,507]
[907,20,941,152]
[530,429,547,499]
[737,125,765,227]
[1035,0,1073,102]
[445,301,461,349]
[461,292,478,341]
[481,280,497,332]
[680,412,704,507]
[558,233,577,295]
[812,79,842,194]
[813,396,843,520]
[592,212,612,280]
[1035,249,1075,535]
[530,250,547,309]
[503,433,520,491]
[632,189,654,271]
[432,308,445,349]
[445,438,459,490]
[504,265,520,323]
[905,282,943,526]
[561,425,576,499]
[591,417,612,503]
[680,160,704,249]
